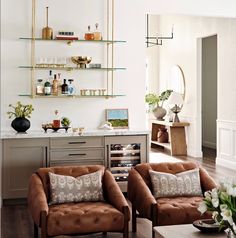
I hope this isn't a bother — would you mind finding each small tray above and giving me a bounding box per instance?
[42,126,70,133]
[193,219,226,233]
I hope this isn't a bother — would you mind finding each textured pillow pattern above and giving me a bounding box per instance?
[49,170,104,204]
[149,168,202,198]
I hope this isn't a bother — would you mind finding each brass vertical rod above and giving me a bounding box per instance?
[111,0,114,95]
[46,7,49,27]
[31,0,36,98]
[106,0,110,95]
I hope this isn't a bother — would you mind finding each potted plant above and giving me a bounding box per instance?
[145,89,173,120]
[7,101,34,133]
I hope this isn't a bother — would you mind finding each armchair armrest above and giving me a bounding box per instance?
[27,173,49,227]
[128,168,156,219]
[199,167,217,192]
[103,170,130,219]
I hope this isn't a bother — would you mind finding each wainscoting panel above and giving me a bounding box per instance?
[216,120,236,170]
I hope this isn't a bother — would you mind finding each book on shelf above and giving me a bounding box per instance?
[55,35,79,40]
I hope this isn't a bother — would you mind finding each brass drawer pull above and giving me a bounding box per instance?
[68,153,87,156]
[68,141,86,144]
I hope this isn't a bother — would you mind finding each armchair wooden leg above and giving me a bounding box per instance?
[123,206,129,238]
[34,223,38,238]
[132,203,137,232]
[41,211,48,238]
[151,203,157,238]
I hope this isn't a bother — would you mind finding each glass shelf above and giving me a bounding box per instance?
[19,66,126,71]
[18,94,126,98]
[19,37,126,44]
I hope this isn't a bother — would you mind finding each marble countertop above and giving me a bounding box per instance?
[1,128,150,139]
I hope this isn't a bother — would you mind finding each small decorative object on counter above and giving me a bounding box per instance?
[7,101,34,133]
[36,79,44,95]
[94,23,102,40]
[52,74,58,95]
[84,25,94,40]
[61,79,68,94]
[68,79,76,95]
[53,110,60,128]
[61,117,71,127]
[42,7,53,40]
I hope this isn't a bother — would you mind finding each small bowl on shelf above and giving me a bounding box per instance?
[71,56,92,68]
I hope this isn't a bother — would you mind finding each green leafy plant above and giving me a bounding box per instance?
[198,179,236,235]
[7,101,34,119]
[145,89,173,111]
[61,117,71,127]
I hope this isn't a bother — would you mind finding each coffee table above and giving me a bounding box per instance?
[154,224,226,238]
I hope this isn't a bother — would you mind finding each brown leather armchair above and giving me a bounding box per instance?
[28,165,130,238]
[128,162,217,237]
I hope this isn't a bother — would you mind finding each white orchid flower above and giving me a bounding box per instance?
[221,209,233,225]
[212,198,219,208]
[220,204,228,212]
[204,191,212,201]
[212,211,219,223]
[227,186,236,197]
[211,188,218,199]
[198,201,207,214]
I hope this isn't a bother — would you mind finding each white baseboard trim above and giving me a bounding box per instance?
[216,157,236,170]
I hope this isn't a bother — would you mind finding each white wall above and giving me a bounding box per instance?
[202,35,217,149]
[1,0,147,131]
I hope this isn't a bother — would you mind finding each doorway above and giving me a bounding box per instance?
[201,35,217,159]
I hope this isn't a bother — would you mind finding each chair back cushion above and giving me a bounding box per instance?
[149,168,202,198]
[134,162,198,189]
[37,165,105,201]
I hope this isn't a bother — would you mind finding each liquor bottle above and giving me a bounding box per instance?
[53,110,60,128]
[49,70,53,83]
[84,26,94,40]
[61,79,68,94]
[52,74,58,95]
[68,79,76,95]
[94,23,102,40]
[57,73,62,95]
[44,72,52,95]
[36,79,44,95]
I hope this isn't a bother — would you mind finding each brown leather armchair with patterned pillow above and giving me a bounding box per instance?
[128,162,217,238]
[28,165,129,238]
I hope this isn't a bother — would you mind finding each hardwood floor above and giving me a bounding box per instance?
[2,148,236,238]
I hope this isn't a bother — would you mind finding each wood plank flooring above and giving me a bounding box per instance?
[1,148,236,238]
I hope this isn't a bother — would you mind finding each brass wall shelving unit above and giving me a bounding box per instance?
[20,0,126,99]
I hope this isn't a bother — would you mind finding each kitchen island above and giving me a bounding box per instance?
[1,129,149,200]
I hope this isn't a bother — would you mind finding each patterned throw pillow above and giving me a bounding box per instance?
[49,170,104,204]
[149,168,202,198]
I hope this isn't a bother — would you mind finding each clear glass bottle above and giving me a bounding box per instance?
[52,74,58,95]
[94,23,102,40]
[61,79,68,94]
[57,73,62,95]
[84,26,95,40]
[68,79,76,95]
[36,79,44,95]
[44,72,52,95]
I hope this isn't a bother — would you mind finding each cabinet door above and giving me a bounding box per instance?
[3,138,49,199]
[104,135,148,192]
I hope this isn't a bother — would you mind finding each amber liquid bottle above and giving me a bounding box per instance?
[52,74,58,95]
[84,26,95,40]
[94,23,102,40]
[61,79,68,94]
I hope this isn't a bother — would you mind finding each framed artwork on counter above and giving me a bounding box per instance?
[106,109,129,129]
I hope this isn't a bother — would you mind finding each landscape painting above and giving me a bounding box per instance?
[106,109,129,129]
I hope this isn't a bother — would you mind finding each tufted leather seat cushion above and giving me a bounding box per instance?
[156,196,211,225]
[47,202,124,236]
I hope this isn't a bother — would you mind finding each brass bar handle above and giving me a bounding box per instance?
[68,141,86,144]
[68,153,86,156]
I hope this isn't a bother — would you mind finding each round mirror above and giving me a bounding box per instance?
[168,65,186,100]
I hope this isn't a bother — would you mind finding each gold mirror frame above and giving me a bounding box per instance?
[168,65,186,101]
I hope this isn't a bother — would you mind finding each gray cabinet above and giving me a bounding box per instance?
[105,135,149,192]
[3,138,49,199]
[49,137,105,166]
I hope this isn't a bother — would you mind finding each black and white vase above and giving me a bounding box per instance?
[11,117,30,133]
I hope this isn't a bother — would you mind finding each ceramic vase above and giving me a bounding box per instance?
[153,106,166,120]
[11,117,30,133]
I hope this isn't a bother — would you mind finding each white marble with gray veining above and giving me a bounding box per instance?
[1,128,150,139]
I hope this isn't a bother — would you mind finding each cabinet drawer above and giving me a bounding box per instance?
[50,160,104,167]
[50,148,104,161]
[50,137,104,149]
